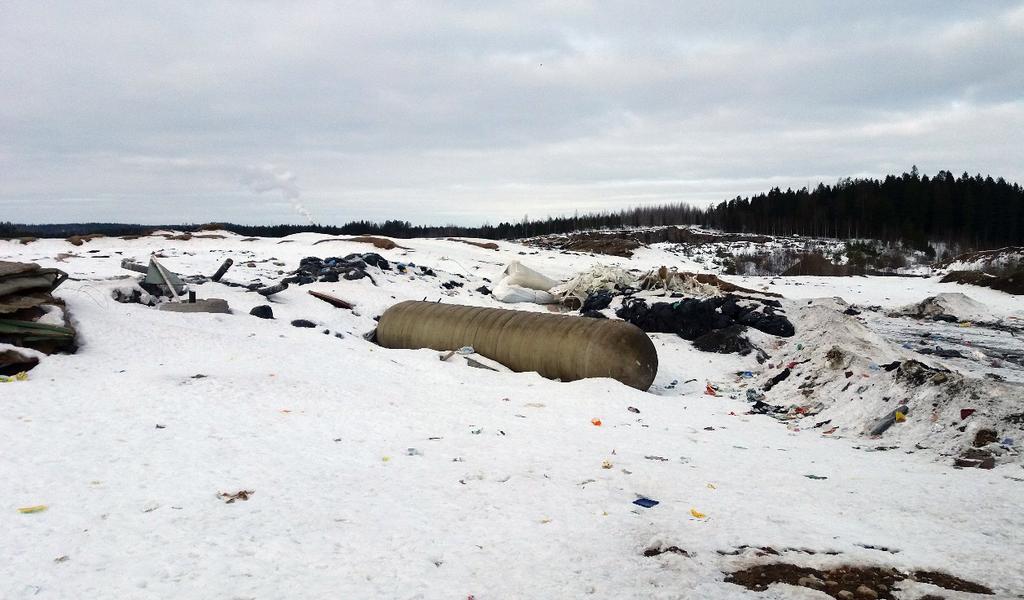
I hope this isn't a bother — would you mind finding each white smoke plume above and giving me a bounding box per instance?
[242,165,314,224]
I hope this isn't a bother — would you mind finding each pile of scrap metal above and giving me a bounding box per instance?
[0,261,76,374]
[119,256,230,313]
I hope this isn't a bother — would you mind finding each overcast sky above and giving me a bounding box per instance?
[2,1,1023,226]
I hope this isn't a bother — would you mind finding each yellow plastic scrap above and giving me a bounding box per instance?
[706,483,717,490]
[690,508,707,519]
[895,411,907,423]
[18,505,47,514]
[0,371,28,383]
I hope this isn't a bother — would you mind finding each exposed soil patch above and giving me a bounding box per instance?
[725,563,993,598]
[913,570,994,595]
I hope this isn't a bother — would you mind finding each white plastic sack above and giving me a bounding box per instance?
[501,261,559,291]
[492,280,556,304]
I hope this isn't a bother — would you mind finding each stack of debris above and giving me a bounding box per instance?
[287,254,391,285]
[549,265,634,309]
[118,257,230,313]
[616,295,793,356]
[0,261,76,374]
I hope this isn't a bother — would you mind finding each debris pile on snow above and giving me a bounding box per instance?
[0,261,75,373]
[549,264,634,307]
[616,295,793,356]
[289,253,392,284]
[116,256,232,312]
[748,302,1023,465]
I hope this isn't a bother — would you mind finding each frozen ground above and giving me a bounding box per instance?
[2,232,1022,599]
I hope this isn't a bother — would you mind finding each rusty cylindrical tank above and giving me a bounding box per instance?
[376,300,658,390]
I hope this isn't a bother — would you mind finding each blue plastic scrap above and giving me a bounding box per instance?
[633,497,659,508]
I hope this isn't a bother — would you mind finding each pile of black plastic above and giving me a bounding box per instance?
[616,295,793,356]
[286,253,391,285]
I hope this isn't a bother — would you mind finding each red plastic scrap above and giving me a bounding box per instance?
[960,408,976,420]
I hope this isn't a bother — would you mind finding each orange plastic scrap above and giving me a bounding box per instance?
[705,384,717,396]
[690,508,707,519]
[591,418,602,427]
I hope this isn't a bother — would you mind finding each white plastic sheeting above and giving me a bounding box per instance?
[492,260,559,304]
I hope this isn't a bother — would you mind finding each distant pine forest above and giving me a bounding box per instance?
[4,168,1022,250]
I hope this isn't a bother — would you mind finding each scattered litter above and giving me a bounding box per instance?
[868,405,910,436]
[0,371,29,383]
[250,305,274,319]
[804,474,828,480]
[157,298,230,314]
[627,406,640,414]
[308,290,355,310]
[18,505,47,514]
[643,545,690,557]
[218,490,254,503]
[633,498,659,508]
[690,508,707,519]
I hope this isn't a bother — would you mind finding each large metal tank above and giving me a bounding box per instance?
[376,300,658,390]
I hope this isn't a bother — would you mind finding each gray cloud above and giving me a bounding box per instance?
[1,1,1022,225]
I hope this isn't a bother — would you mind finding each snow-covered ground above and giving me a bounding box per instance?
[2,232,1022,599]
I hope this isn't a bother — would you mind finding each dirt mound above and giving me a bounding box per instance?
[942,269,1024,295]
[313,236,406,250]
[525,231,643,257]
[631,226,771,245]
[65,234,104,246]
[525,227,773,257]
[562,233,641,257]
[939,245,1024,270]
[446,238,499,250]
[782,253,859,276]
